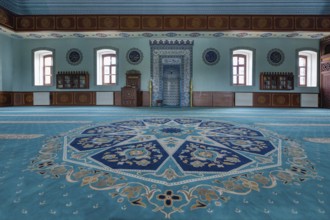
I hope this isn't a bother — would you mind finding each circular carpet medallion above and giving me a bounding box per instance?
[30,118,317,218]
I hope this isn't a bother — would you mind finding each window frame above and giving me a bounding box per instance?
[298,55,308,87]
[296,49,318,88]
[95,48,118,86]
[231,48,255,86]
[33,48,55,87]
[232,54,247,85]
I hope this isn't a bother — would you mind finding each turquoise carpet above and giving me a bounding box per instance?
[0,107,329,220]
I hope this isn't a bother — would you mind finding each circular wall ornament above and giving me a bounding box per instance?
[267,48,284,66]
[66,48,82,65]
[127,48,143,65]
[203,48,220,65]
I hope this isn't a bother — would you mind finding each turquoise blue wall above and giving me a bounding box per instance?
[1,35,320,93]
[0,34,14,91]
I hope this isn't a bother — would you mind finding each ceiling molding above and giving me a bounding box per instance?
[1,0,330,16]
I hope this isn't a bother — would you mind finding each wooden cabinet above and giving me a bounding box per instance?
[56,71,89,89]
[260,72,294,90]
[121,70,142,107]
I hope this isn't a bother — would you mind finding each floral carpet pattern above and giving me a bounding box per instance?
[29,118,318,219]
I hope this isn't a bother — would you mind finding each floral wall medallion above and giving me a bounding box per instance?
[127,48,143,65]
[203,48,220,65]
[66,48,83,65]
[267,48,284,66]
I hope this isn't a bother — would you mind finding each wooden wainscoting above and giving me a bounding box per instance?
[253,92,300,107]
[193,92,234,107]
[0,92,13,107]
[114,91,122,106]
[13,92,33,106]
[142,91,150,107]
[51,92,96,106]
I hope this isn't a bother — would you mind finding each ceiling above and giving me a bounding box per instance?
[0,0,329,15]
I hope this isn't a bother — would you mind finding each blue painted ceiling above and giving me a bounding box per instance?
[0,0,329,15]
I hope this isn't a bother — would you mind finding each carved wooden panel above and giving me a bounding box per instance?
[186,16,207,30]
[272,93,290,107]
[114,91,122,106]
[212,92,234,107]
[98,16,119,29]
[0,8,15,29]
[295,16,315,30]
[253,93,272,107]
[77,16,97,30]
[252,16,273,30]
[13,92,33,106]
[208,16,229,30]
[321,73,330,108]
[51,92,74,105]
[16,16,35,30]
[142,16,163,30]
[193,92,212,107]
[74,92,95,105]
[316,17,330,30]
[56,16,76,30]
[230,16,251,30]
[164,16,185,30]
[0,92,13,107]
[274,16,294,30]
[36,16,56,30]
[120,16,141,30]
[142,91,150,107]
[291,93,301,107]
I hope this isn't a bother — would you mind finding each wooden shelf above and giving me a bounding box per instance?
[260,72,294,90]
[56,71,89,89]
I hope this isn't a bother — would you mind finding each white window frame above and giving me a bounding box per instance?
[34,50,53,86]
[96,49,117,86]
[298,50,317,87]
[232,49,253,86]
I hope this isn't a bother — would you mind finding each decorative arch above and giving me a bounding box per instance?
[150,40,193,107]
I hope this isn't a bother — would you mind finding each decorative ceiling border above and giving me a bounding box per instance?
[1,7,330,33]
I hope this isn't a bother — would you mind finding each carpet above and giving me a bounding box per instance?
[0,107,329,220]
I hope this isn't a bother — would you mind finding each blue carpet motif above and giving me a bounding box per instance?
[28,117,318,219]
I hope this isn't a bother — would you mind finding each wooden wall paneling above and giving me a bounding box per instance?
[13,92,33,106]
[142,91,150,107]
[230,16,251,30]
[163,16,185,30]
[0,8,15,29]
[192,92,212,107]
[114,91,122,106]
[295,16,315,30]
[77,16,98,30]
[56,16,76,30]
[316,17,330,31]
[186,16,207,30]
[272,93,290,107]
[207,16,229,30]
[253,93,272,107]
[142,16,163,30]
[274,16,294,30]
[73,92,95,105]
[252,16,273,30]
[36,16,55,30]
[51,92,74,105]
[16,16,35,31]
[119,16,141,30]
[291,93,301,107]
[0,92,13,107]
[98,16,119,30]
[212,92,234,107]
[321,73,330,108]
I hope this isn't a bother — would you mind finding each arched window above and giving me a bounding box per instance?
[96,48,117,85]
[298,50,317,87]
[232,49,253,86]
[34,49,54,86]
